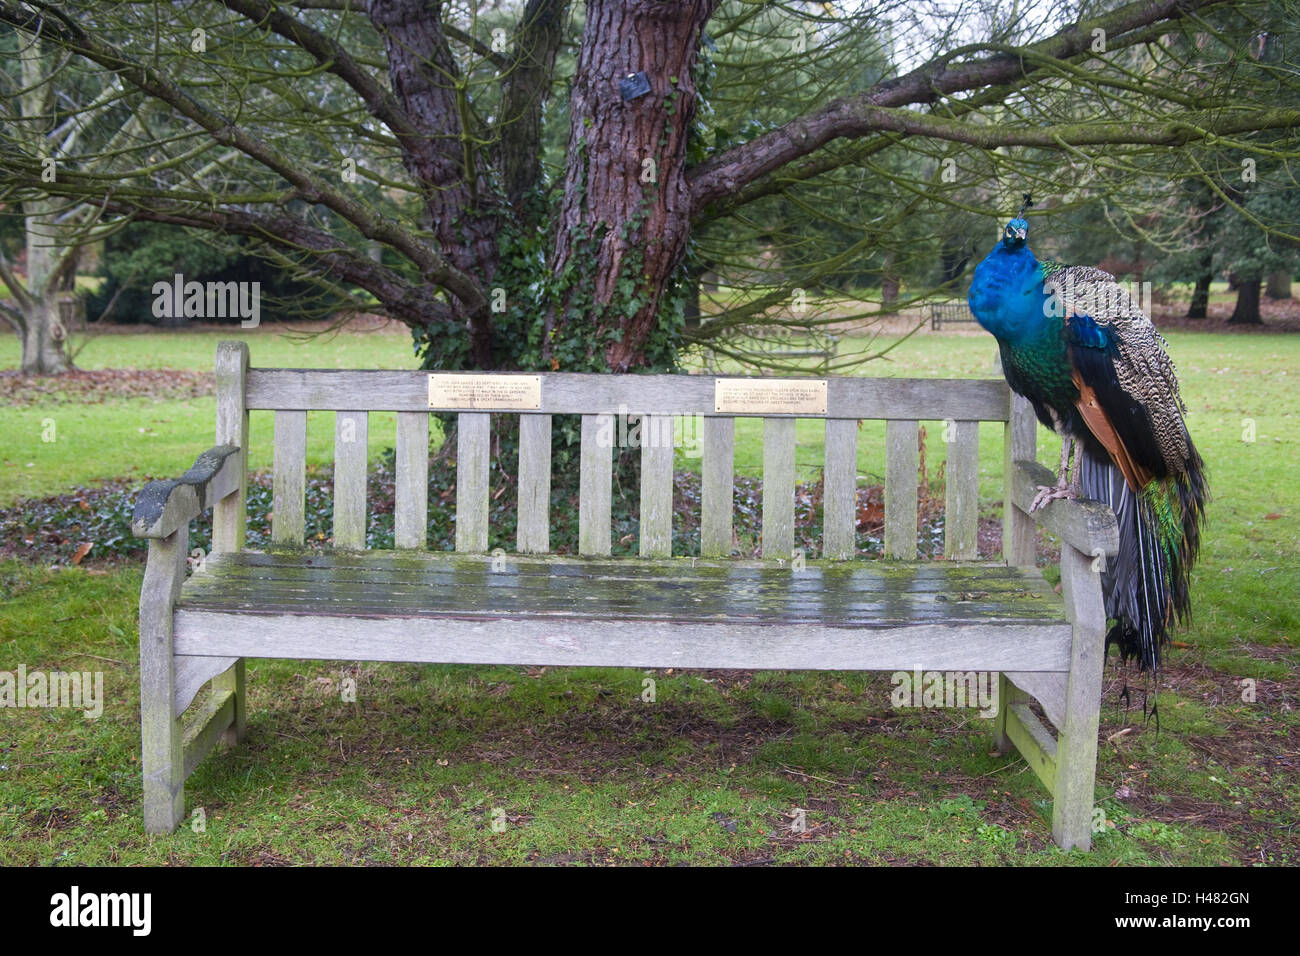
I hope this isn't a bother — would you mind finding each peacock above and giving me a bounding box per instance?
[967,194,1208,692]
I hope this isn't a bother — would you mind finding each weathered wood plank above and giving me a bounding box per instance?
[333,411,369,549]
[132,445,241,539]
[579,414,612,556]
[700,417,735,558]
[211,659,245,747]
[181,688,235,778]
[639,414,674,558]
[185,586,1065,621]
[394,412,429,550]
[272,410,307,546]
[179,552,1070,625]
[139,524,187,834]
[455,413,490,553]
[213,341,248,553]
[1005,671,1068,731]
[1013,460,1119,558]
[823,418,857,560]
[517,414,552,554]
[1003,392,1037,566]
[1006,701,1058,793]
[247,369,1011,420]
[173,655,240,719]
[992,671,1027,755]
[174,609,1072,672]
[1052,542,1108,851]
[761,417,796,559]
[884,419,918,560]
[214,548,1053,578]
[944,420,979,560]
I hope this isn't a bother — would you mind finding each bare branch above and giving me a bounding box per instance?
[689,0,1230,209]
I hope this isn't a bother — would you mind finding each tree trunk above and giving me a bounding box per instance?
[370,0,499,367]
[548,0,717,371]
[1265,268,1292,300]
[1228,274,1263,325]
[1187,254,1212,319]
[20,298,72,375]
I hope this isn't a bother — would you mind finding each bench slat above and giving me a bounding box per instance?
[455,413,490,553]
[213,341,248,552]
[700,417,735,558]
[517,414,552,554]
[884,419,919,559]
[639,414,674,558]
[579,414,612,556]
[944,420,979,560]
[205,548,1055,587]
[272,410,306,546]
[823,418,858,560]
[246,369,1010,420]
[761,417,796,559]
[394,412,429,550]
[174,609,1070,672]
[1003,392,1038,565]
[333,411,369,549]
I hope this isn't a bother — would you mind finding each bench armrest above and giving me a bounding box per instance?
[1011,459,1118,558]
[132,445,242,539]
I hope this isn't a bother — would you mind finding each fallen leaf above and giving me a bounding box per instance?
[71,542,93,565]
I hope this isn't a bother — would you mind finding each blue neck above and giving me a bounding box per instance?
[968,242,1052,344]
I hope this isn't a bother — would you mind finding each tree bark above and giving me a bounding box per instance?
[20,298,72,375]
[549,0,717,371]
[499,0,568,220]
[369,0,498,366]
[1265,268,1292,300]
[1228,273,1263,325]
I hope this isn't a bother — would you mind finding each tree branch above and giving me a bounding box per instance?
[688,0,1229,210]
[95,197,456,329]
[220,0,446,181]
[0,0,487,316]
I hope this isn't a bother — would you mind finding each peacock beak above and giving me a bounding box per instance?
[1014,228,1026,241]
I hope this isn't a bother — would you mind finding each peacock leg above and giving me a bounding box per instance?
[1030,437,1081,512]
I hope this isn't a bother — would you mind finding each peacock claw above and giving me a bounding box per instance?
[1030,482,1079,513]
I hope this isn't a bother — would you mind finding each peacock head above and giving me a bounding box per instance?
[1002,218,1028,247]
[1001,192,1032,248]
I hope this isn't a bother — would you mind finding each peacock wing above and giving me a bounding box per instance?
[1053,266,1193,481]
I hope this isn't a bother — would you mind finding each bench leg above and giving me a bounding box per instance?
[991,672,1026,755]
[139,527,187,834]
[1051,543,1107,851]
[213,659,247,746]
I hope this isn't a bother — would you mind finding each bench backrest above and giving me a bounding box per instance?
[212,341,1038,563]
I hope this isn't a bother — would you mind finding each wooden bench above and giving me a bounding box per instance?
[930,302,979,330]
[132,341,1118,850]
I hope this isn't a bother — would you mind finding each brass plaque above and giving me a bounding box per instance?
[714,378,827,415]
[428,374,541,410]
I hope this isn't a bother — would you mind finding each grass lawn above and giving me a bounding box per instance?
[0,322,1296,865]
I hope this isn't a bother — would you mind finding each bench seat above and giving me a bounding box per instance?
[172,551,1072,672]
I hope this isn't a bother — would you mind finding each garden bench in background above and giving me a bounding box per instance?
[930,302,979,330]
[133,341,1118,850]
